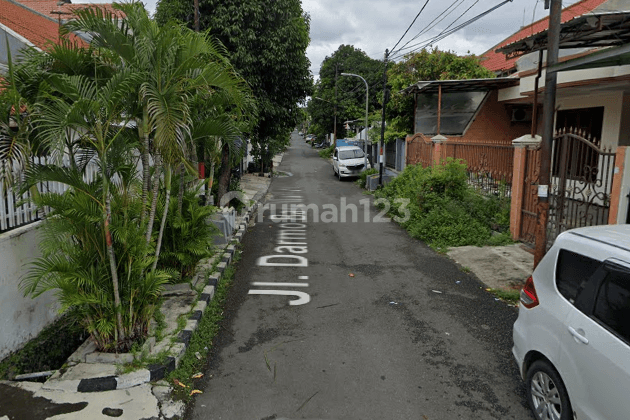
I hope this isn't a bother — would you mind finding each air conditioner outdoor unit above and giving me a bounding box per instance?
[512,107,533,122]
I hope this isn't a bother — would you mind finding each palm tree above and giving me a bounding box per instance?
[65,4,255,266]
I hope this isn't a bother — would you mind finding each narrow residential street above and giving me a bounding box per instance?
[187,132,532,420]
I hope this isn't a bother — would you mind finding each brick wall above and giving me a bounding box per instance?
[443,90,532,145]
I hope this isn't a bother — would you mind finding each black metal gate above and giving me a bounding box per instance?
[546,128,616,248]
[385,141,396,168]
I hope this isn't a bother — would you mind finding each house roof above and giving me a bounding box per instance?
[480,0,610,73]
[0,0,65,50]
[0,0,119,51]
[402,78,519,95]
[496,11,630,58]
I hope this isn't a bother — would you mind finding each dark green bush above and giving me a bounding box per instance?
[375,158,512,250]
[356,168,378,188]
[318,145,334,159]
[157,180,217,280]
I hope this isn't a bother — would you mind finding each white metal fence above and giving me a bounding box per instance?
[0,156,101,233]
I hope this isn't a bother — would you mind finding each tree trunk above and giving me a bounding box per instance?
[146,156,162,244]
[216,143,231,207]
[140,107,151,225]
[152,165,172,272]
[206,161,215,206]
[177,163,185,217]
[105,191,125,342]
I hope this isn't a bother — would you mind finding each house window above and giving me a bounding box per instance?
[414,91,487,136]
[553,107,604,182]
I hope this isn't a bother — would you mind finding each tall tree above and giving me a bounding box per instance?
[156,0,312,202]
[386,48,495,141]
[308,45,384,141]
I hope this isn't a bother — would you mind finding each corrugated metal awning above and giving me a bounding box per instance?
[496,11,630,59]
[401,78,519,95]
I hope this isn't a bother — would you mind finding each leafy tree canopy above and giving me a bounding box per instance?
[156,0,313,156]
[307,45,387,141]
[386,48,494,142]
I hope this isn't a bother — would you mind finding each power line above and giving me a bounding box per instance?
[390,0,512,61]
[390,0,432,53]
[394,0,466,55]
[396,0,481,57]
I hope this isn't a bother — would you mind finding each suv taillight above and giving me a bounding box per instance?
[520,276,539,309]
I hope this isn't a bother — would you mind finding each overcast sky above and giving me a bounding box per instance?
[77,0,584,78]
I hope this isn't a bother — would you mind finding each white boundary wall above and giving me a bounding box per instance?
[0,222,60,360]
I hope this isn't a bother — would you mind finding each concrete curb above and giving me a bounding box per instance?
[41,202,262,394]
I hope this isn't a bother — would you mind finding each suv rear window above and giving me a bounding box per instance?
[556,249,601,303]
[593,268,630,343]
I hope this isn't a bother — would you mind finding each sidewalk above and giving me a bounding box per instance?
[447,243,534,290]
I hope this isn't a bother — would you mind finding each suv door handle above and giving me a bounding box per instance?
[568,326,589,345]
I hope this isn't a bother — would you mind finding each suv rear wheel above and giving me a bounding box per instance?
[526,360,572,420]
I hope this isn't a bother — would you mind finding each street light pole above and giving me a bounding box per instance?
[341,73,368,171]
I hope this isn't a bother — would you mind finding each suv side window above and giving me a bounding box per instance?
[593,269,630,343]
[333,149,338,159]
[556,249,601,303]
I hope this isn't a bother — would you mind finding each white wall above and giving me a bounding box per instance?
[0,222,60,360]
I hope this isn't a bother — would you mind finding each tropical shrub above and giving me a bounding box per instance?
[157,178,217,280]
[375,158,512,250]
[21,168,170,352]
[356,168,378,188]
[318,144,334,159]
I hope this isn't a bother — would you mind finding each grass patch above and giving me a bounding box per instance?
[166,250,240,400]
[0,313,87,380]
[488,288,521,305]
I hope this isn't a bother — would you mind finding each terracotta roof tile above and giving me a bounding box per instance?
[480,0,609,73]
[0,0,119,52]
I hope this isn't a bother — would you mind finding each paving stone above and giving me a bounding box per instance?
[85,352,134,365]
[115,370,151,389]
[162,283,193,297]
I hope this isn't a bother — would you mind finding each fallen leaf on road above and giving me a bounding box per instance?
[173,379,187,388]
[190,389,203,395]
[349,273,355,277]
[191,373,204,379]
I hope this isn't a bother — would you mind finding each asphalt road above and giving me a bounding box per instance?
[187,132,532,420]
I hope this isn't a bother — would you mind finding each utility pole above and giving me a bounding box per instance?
[534,0,562,267]
[334,62,338,147]
[378,49,389,186]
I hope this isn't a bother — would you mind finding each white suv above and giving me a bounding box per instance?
[332,146,370,179]
[513,224,630,420]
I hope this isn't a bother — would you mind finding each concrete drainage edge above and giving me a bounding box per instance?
[50,202,259,393]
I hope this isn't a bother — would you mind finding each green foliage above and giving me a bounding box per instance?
[375,158,512,251]
[156,0,312,161]
[488,288,521,305]
[307,45,387,141]
[386,48,495,140]
[157,179,217,281]
[318,144,334,159]
[356,168,378,188]
[20,167,171,352]
[0,313,86,379]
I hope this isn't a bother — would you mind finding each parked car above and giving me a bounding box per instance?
[332,146,370,179]
[513,224,630,420]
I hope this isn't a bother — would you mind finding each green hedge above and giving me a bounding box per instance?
[375,158,512,251]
